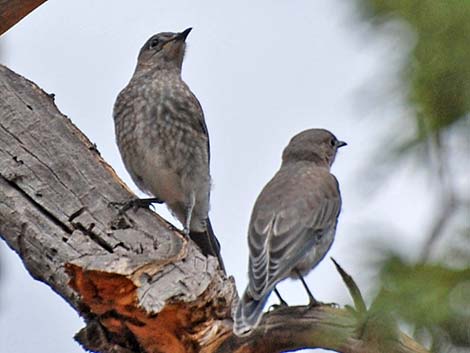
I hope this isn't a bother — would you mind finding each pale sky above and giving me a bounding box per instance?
[0,1,435,352]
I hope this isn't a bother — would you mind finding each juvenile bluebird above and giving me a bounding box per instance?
[234,128,346,335]
[113,28,224,272]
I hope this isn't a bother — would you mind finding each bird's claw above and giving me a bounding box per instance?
[308,300,338,308]
[109,200,133,214]
[268,302,288,312]
[109,197,163,215]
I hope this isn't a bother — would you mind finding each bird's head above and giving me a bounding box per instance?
[136,28,192,72]
[281,128,347,167]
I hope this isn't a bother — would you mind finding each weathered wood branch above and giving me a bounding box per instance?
[0,64,429,353]
[0,0,47,35]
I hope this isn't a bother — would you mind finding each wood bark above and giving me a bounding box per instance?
[0,64,430,353]
[0,0,47,35]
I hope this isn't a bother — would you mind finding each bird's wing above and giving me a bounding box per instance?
[194,99,211,165]
[247,169,341,300]
[182,87,211,163]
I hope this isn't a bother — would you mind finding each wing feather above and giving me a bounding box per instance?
[247,166,341,300]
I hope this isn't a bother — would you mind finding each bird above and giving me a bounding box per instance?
[233,128,346,336]
[113,28,225,272]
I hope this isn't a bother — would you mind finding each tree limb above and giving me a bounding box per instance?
[0,0,47,35]
[0,64,429,353]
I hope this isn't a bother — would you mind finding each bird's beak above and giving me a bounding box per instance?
[337,141,347,148]
[178,27,192,41]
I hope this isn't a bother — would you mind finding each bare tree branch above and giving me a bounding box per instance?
[0,0,47,35]
[0,64,429,353]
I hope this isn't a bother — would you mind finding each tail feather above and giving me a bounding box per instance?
[189,218,226,273]
[233,290,270,336]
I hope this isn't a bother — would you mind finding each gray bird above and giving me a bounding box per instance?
[233,128,346,336]
[113,28,224,272]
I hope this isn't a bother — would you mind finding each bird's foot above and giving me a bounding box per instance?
[276,296,289,308]
[110,197,163,215]
[308,299,338,308]
[268,302,288,312]
[272,288,288,309]
[307,295,320,308]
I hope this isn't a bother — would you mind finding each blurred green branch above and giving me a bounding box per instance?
[355,0,470,255]
[376,256,470,351]
[354,1,470,352]
[356,0,470,143]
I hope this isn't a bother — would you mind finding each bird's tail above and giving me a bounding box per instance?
[233,289,270,336]
[189,218,226,273]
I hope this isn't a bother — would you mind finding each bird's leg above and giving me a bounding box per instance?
[295,269,319,306]
[268,287,288,311]
[268,287,289,311]
[183,193,196,237]
[110,197,163,214]
[274,287,288,307]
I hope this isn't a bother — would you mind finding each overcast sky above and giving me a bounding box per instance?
[0,1,436,352]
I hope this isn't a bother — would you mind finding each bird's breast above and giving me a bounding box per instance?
[114,78,209,205]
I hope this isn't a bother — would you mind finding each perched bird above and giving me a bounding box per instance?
[233,128,346,336]
[113,28,224,272]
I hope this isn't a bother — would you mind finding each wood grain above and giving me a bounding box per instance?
[0,64,429,353]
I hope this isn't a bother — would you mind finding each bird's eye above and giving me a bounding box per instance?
[149,38,160,49]
[330,139,336,147]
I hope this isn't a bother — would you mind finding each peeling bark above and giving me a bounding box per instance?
[0,63,234,352]
[0,64,430,353]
